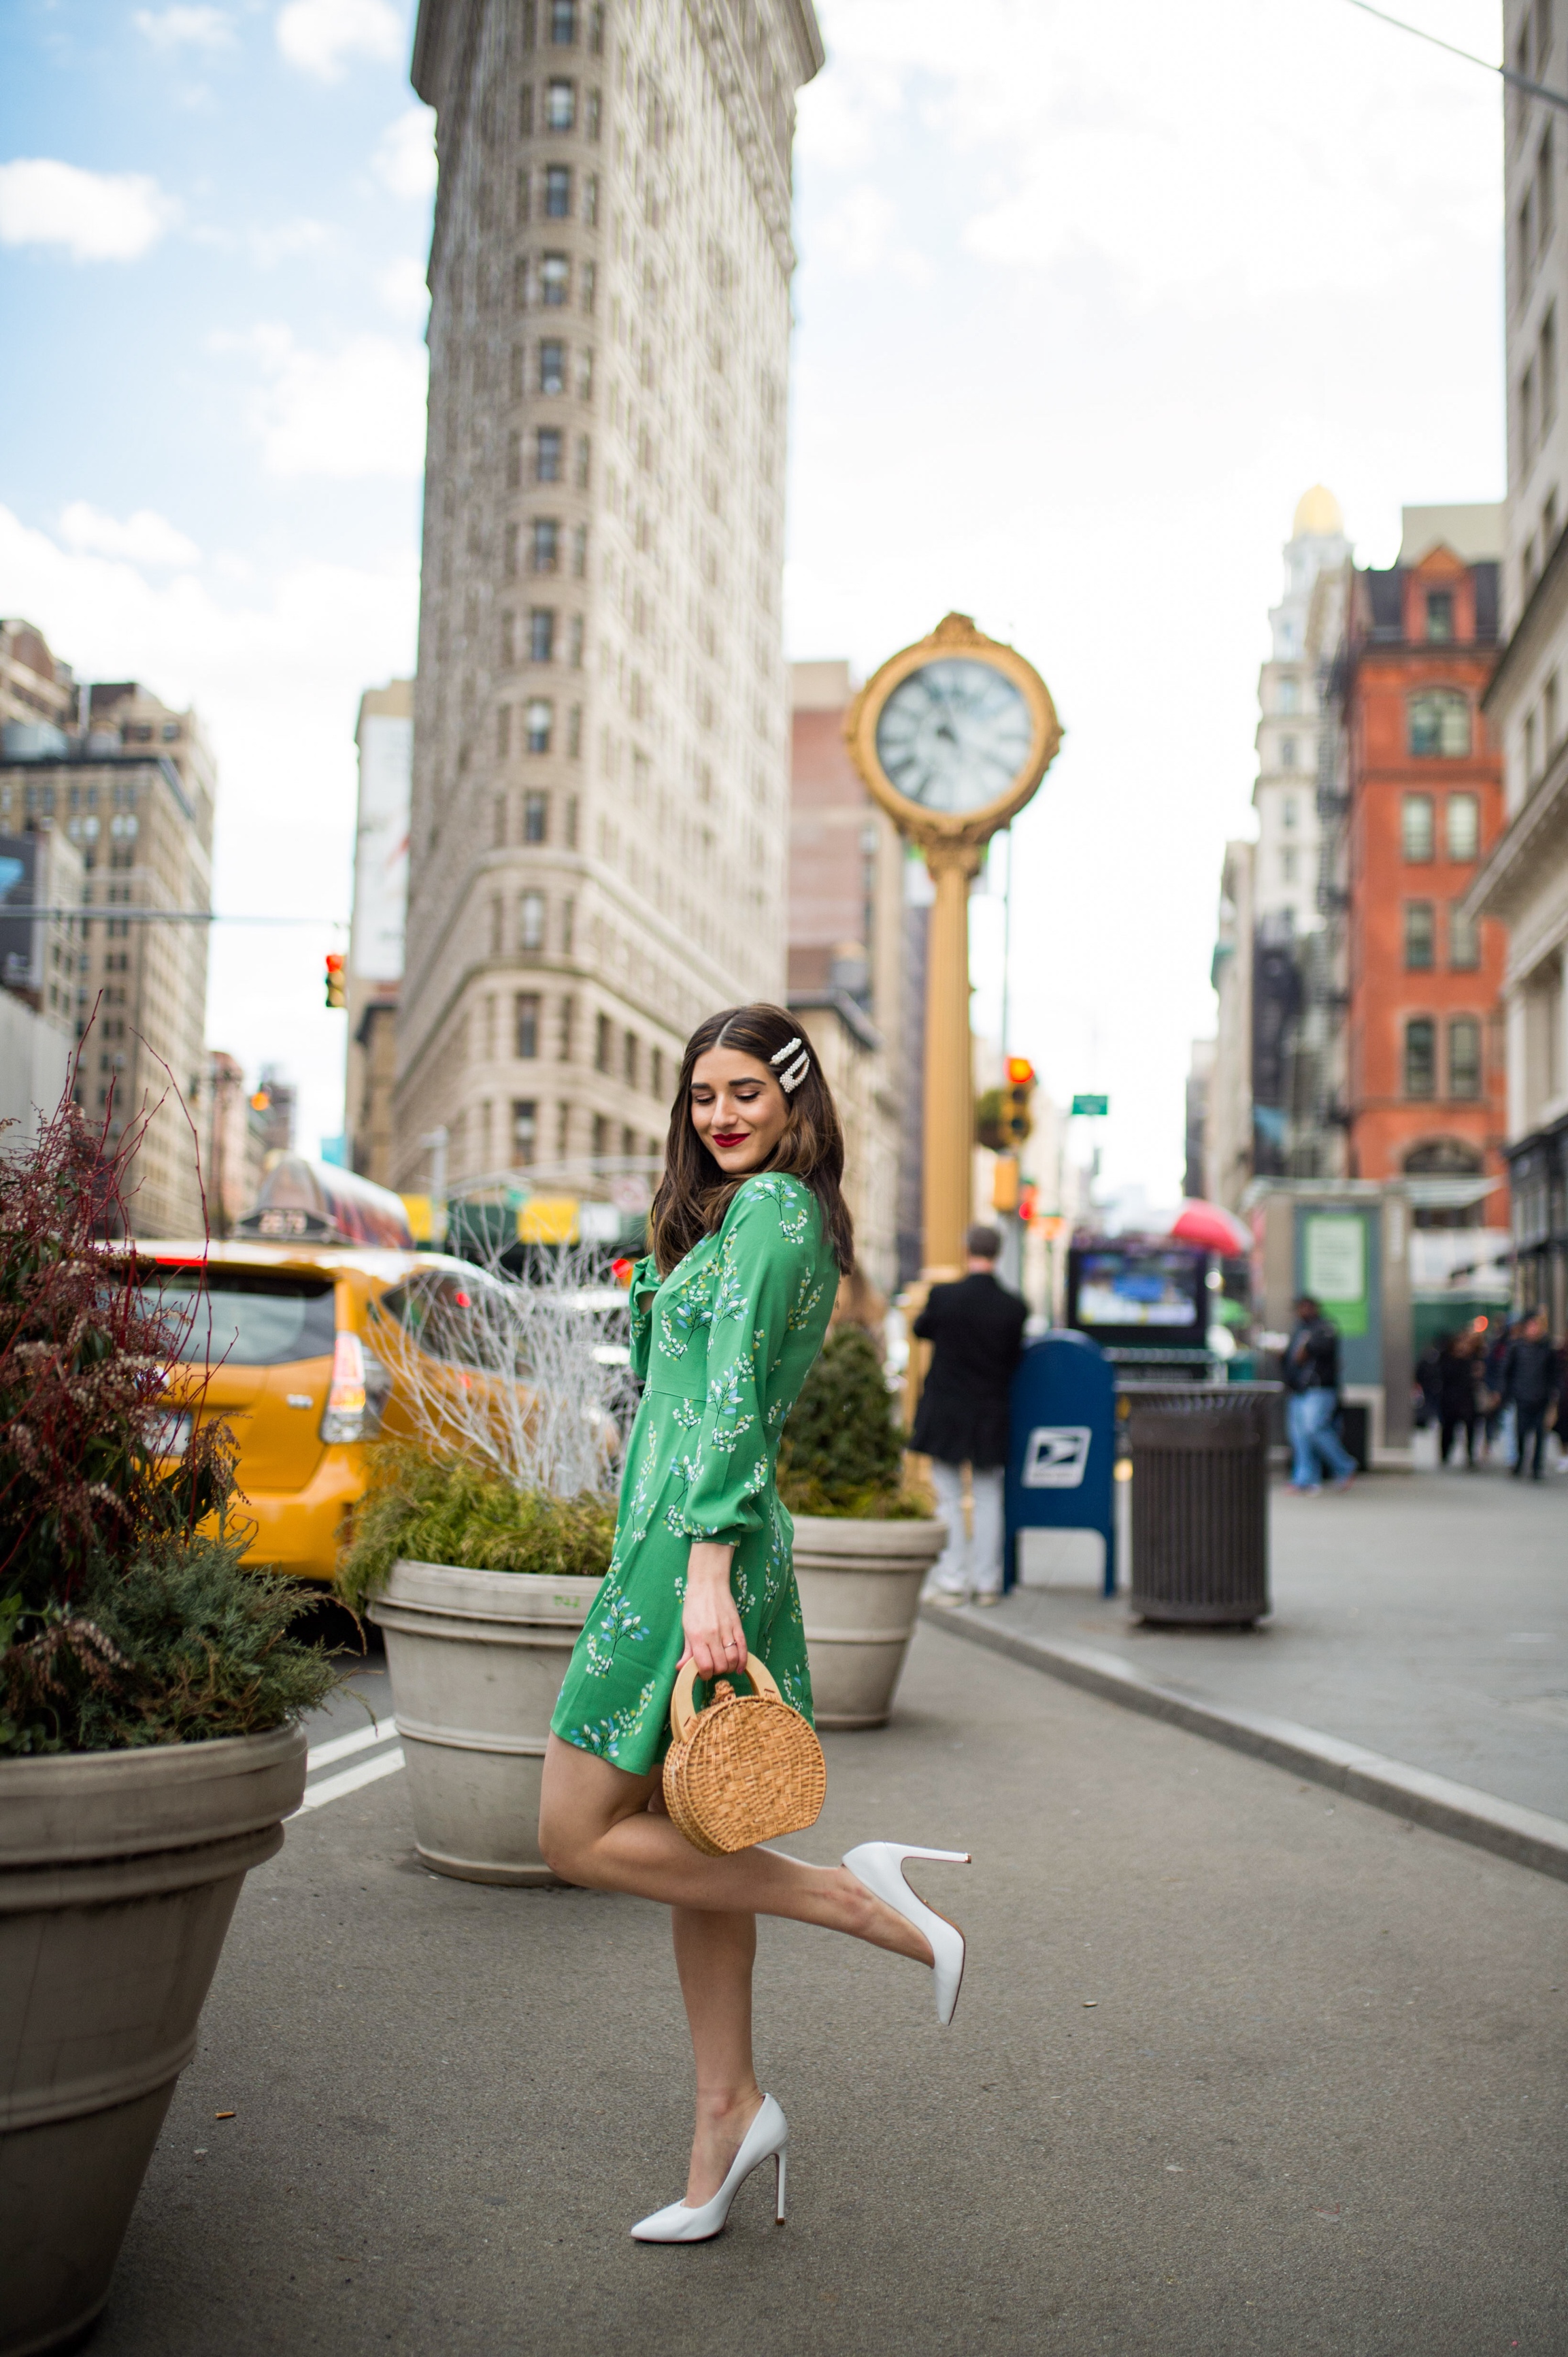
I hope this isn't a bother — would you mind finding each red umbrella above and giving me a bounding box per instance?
[1167,1199,1251,1255]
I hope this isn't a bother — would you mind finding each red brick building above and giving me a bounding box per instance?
[1323,532,1508,1223]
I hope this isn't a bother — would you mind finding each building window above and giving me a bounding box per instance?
[595,1012,611,1072]
[575,433,591,488]
[1448,1016,1482,1100]
[592,1112,609,1158]
[584,171,599,225]
[544,165,571,218]
[558,995,576,1059]
[537,427,563,481]
[570,523,588,575]
[532,518,560,572]
[503,521,518,579]
[515,992,541,1058]
[1281,847,1298,884]
[1408,690,1471,757]
[523,789,549,842]
[1402,793,1435,860]
[539,339,565,395]
[621,1124,636,1159]
[518,890,546,951]
[1280,736,1297,769]
[1544,305,1559,433]
[568,614,584,667]
[1449,901,1480,970]
[567,704,582,757]
[1277,677,1299,714]
[1425,589,1454,642]
[540,253,569,307]
[1446,792,1480,861]
[623,1030,639,1088]
[585,88,600,139]
[561,895,575,953]
[512,1100,538,1167]
[581,259,596,312]
[1403,901,1435,970]
[1548,670,1561,753]
[546,79,576,130]
[1283,795,1298,829]
[1405,1017,1437,1098]
[550,0,576,39]
[524,697,552,753]
[650,1046,664,1101]
[529,609,556,662]
[500,611,516,668]
[493,793,507,848]
[506,430,522,489]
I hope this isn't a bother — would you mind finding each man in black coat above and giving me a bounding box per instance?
[912,1223,1028,1604]
[1504,1309,1560,1481]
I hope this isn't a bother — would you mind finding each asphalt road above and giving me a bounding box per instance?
[99,1619,1565,2357]
[1007,1467,1568,1817]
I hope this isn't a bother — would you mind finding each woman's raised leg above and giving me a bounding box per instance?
[671,1906,763,2203]
[537,1734,931,1962]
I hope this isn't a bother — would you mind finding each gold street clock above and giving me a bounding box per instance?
[844,612,1063,1281]
[844,611,1061,858]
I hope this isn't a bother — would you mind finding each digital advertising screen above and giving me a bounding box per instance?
[1067,1243,1206,1347]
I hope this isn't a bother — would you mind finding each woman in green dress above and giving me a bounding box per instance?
[541,1002,969,2243]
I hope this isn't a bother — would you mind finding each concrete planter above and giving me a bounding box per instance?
[791,1513,946,1730]
[369,1560,602,1886]
[0,1723,307,2357]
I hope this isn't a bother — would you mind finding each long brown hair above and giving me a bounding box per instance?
[648,1003,855,1277]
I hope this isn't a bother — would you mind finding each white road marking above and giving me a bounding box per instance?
[306,1719,398,1774]
[298,1747,405,1812]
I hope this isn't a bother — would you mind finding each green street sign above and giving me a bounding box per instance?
[1071,1093,1109,1117]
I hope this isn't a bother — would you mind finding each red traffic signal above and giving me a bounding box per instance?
[1003,1055,1035,1145]
[324,952,347,1010]
[1005,1056,1035,1086]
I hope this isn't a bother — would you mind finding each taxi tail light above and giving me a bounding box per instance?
[320,1332,387,1445]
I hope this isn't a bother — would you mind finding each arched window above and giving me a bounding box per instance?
[1408,690,1471,757]
[1403,1138,1482,1174]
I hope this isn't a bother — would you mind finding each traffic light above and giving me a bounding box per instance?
[324,952,346,1010]
[1003,1055,1035,1145]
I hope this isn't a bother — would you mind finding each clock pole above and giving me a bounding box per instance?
[842,612,1063,1285]
[922,840,982,1277]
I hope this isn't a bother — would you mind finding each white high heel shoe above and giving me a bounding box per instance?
[630,2094,789,2243]
[842,1842,971,2026]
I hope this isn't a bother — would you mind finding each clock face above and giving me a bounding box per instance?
[873,657,1035,816]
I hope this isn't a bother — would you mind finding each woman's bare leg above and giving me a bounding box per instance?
[672,1907,762,2203]
[537,1733,933,1964]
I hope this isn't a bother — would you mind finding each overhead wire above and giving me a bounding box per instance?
[1343,0,1568,113]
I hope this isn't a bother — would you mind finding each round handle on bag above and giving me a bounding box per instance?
[669,1654,783,1745]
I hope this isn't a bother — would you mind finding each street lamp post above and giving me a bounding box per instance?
[844,613,1062,1277]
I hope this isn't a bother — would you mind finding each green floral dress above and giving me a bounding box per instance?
[551,1172,837,1776]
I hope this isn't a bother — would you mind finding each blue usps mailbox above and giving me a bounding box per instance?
[1004,1331,1118,1597]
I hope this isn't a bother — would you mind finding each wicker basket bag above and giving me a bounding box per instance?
[662,1658,826,1856]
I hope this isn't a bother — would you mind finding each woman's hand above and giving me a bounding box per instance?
[680,1541,747,1682]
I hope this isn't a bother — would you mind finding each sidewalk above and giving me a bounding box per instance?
[984,1467,1568,1823]
[98,1619,1564,2356]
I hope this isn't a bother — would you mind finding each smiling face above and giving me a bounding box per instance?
[690,1044,790,1174]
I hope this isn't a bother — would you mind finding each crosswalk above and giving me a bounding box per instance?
[298,1716,405,1813]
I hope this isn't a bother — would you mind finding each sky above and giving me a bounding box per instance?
[0,0,1508,1198]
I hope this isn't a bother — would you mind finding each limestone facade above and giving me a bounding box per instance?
[399,0,822,1199]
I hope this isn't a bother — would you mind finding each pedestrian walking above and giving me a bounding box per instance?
[538,1004,969,2244]
[1503,1308,1559,1481]
[1282,1292,1358,1492]
[1437,1332,1483,1469]
[910,1223,1028,1605]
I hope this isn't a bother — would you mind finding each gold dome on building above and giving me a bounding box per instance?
[1292,484,1344,538]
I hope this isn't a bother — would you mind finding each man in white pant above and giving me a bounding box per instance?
[910,1225,1027,1605]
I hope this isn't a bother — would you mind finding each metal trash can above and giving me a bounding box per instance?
[1127,1383,1281,1626]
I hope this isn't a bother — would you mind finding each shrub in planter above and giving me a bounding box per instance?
[342,1242,631,1886]
[0,1100,331,2357]
[777,1325,944,1730]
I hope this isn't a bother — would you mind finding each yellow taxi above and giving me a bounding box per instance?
[137,1158,522,1585]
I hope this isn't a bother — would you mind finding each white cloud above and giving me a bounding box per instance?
[0,159,179,263]
[220,325,428,478]
[249,216,329,268]
[60,503,201,569]
[0,503,416,1153]
[276,0,403,81]
[815,183,929,282]
[133,5,235,50]
[373,106,437,199]
[376,254,429,321]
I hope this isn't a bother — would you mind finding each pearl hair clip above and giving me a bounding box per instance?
[771,1036,811,1093]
